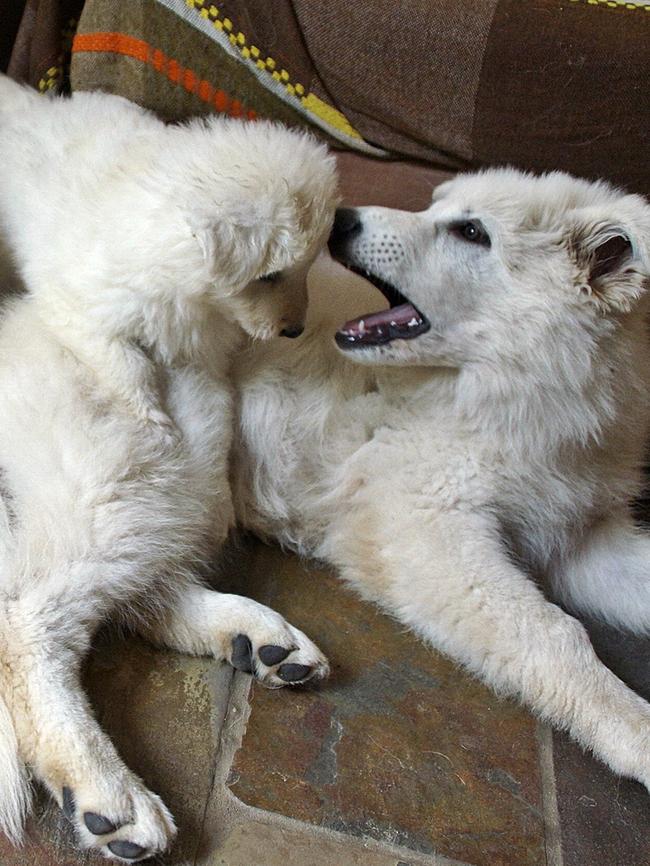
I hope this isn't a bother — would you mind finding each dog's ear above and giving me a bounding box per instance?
[431,179,454,202]
[192,218,275,289]
[187,185,309,291]
[569,214,648,312]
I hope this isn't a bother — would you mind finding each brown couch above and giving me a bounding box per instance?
[4,0,650,195]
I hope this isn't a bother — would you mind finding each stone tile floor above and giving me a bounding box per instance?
[1,537,648,866]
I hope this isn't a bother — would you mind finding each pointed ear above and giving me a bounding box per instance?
[431,179,454,202]
[570,219,647,312]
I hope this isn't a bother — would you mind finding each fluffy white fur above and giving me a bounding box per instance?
[0,75,336,860]
[233,168,650,794]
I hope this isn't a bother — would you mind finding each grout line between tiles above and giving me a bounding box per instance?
[536,722,564,866]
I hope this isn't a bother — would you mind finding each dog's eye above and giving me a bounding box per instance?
[259,271,281,283]
[451,220,490,247]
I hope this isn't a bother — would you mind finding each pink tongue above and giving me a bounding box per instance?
[341,303,419,333]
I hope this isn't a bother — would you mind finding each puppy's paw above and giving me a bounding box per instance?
[225,600,329,688]
[60,774,176,862]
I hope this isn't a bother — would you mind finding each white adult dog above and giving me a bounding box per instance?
[234,169,650,795]
[0,76,335,860]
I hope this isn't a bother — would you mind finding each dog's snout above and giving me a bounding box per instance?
[332,207,362,237]
[328,208,362,259]
[280,325,304,339]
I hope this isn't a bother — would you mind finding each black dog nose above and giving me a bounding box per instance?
[280,325,304,339]
[328,207,362,258]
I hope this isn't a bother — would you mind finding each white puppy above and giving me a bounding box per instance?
[234,169,650,795]
[0,75,336,860]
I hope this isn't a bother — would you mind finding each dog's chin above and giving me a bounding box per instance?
[245,323,281,341]
[333,335,430,367]
[333,264,430,351]
[227,313,275,341]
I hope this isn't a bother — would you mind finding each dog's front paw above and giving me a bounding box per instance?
[60,774,176,862]
[225,600,329,689]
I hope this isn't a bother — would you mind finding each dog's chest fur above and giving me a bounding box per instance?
[0,299,236,592]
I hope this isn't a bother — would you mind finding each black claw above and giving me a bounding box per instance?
[231,634,253,673]
[84,811,119,835]
[258,644,291,666]
[107,839,147,860]
[277,663,312,682]
[62,786,75,821]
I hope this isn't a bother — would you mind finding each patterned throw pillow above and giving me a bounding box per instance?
[7,0,650,194]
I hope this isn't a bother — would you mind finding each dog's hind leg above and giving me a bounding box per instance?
[329,505,650,793]
[139,583,329,688]
[0,483,31,842]
[6,600,176,862]
[0,678,30,844]
[553,513,650,634]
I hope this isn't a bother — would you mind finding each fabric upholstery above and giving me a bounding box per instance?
[2,0,649,193]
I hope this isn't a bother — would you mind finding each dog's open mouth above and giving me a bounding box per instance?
[335,266,430,349]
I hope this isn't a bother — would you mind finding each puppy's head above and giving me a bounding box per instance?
[170,119,338,340]
[328,169,650,370]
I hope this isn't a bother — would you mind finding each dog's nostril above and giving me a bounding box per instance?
[280,325,304,339]
[328,207,362,257]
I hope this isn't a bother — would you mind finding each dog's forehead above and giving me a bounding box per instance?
[432,169,623,231]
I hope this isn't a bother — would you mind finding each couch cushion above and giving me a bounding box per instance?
[68,0,385,155]
[336,152,453,210]
[473,0,650,196]
[68,0,650,196]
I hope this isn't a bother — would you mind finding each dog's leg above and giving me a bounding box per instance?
[330,507,650,792]
[94,338,178,443]
[55,325,178,443]
[0,581,175,861]
[139,584,329,688]
[553,513,650,634]
[6,608,176,861]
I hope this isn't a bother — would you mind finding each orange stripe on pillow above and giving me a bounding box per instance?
[72,32,257,120]
[73,33,150,64]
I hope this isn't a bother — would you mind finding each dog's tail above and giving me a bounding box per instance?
[0,691,30,844]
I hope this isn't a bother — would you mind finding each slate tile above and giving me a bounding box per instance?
[553,731,650,866]
[210,819,461,866]
[224,540,547,866]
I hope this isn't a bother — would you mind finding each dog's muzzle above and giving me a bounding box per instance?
[327,208,430,350]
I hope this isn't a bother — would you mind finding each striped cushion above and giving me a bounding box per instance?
[7,0,650,194]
